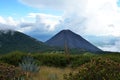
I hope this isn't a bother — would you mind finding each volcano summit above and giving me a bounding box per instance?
[46,30,102,53]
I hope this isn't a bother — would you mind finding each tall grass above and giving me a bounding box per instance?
[32,66,72,80]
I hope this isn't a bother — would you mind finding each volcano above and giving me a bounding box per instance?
[45,30,102,53]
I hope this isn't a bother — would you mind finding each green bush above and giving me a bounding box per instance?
[0,52,69,67]
[33,54,68,67]
[0,51,120,68]
[64,58,120,80]
[101,53,120,63]
[0,51,26,66]
[33,53,97,68]
[69,54,95,68]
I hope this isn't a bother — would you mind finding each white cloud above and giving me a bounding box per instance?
[0,13,60,34]
[56,15,87,34]
[85,0,120,37]
[19,0,120,37]
[28,13,61,31]
[0,16,18,30]
[0,16,6,24]
[99,38,120,52]
[7,17,18,26]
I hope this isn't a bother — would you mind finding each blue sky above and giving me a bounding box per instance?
[0,0,120,52]
[0,0,35,18]
[0,0,62,18]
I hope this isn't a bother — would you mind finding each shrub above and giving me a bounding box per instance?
[64,58,120,80]
[0,51,26,66]
[69,54,94,68]
[0,62,25,80]
[0,52,120,68]
[19,55,40,80]
[33,54,68,67]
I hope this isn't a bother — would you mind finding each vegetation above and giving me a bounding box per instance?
[0,30,53,54]
[0,51,26,66]
[64,58,120,80]
[0,52,95,67]
[19,55,40,80]
[0,51,120,67]
[0,62,25,80]
[32,66,71,80]
[0,51,120,80]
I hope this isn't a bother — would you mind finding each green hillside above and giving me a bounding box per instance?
[0,30,53,53]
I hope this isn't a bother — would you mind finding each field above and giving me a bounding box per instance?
[0,51,120,80]
[33,66,72,80]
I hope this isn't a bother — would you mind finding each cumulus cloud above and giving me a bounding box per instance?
[19,0,120,37]
[0,16,18,30]
[85,0,120,36]
[28,13,61,31]
[0,13,60,34]
[56,15,87,34]
[0,16,6,24]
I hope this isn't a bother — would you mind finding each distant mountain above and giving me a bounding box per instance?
[45,29,102,53]
[0,30,51,53]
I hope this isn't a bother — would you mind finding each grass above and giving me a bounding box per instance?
[33,66,72,80]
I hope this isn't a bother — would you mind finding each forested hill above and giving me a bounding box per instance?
[0,30,51,53]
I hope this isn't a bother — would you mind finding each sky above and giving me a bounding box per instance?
[0,0,120,52]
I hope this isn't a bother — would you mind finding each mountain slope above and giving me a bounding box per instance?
[45,30,102,53]
[0,30,51,53]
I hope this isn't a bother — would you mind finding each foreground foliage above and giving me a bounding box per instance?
[0,51,25,66]
[0,51,120,80]
[64,58,120,80]
[0,62,25,80]
[32,66,71,80]
[19,55,40,80]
